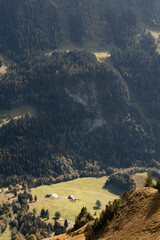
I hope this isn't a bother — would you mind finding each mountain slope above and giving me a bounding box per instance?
[0,0,160,57]
[88,188,160,240]
[98,188,160,240]
[0,0,160,183]
[44,188,160,240]
[0,49,159,182]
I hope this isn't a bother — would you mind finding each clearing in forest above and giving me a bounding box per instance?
[0,225,11,240]
[29,177,123,224]
[0,64,7,75]
[0,104,37,128]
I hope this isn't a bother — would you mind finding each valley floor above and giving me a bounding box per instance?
[29,177,122,224]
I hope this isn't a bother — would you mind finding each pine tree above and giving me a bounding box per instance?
[95,200,102,209]
[41,209,45,218]
[64,219,68,228]
[46,209,49,219]
[13,188,17,197]
[34,195,37,201]
[55,211,61,219]
[144,171,153,187]
[29,194,33,203]
[156,175,160,192]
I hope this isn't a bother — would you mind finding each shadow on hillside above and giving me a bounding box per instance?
[146,191,160,219]
[104,183,125,196]
[4,191,10,194]
[93,206,100,210]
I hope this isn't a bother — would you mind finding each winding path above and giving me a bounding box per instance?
[41,187,117,199]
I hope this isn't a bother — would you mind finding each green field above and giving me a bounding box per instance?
[135,172,147,179]
[0,104,37,127]
[135,172,156,185]
[29,177,123,224]
[0,225,11,240]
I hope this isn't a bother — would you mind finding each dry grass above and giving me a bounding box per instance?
[99,188,160,240]
[0,189,16,204]
[45,44,111,62]
[0,64,7,75]
[133,172,157,188]
[0,187,23,205]
[149,30,160,53]
[0,104,37,128]
[132,172,147,188]
[45,221,93,240]
[150,30,160,40]
[0,225,11,240]
[92,52,111,62]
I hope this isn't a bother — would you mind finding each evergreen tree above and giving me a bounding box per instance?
[34,195,37,202]
[55,211,61,219]
[144,171,153,187]
[33,208,37,215]
[46,209,49,219]
[40,209,45,218]
[29,194,33,203]
[13,188,17,197]
[95,200,102,209]
[22,183,27,191]
[8,185,13,192]
[64,219,68,228]
[156,175,160,192]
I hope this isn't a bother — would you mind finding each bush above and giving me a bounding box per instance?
[27,234,36,240]
[156,175,160,192]
[55,211,61,219]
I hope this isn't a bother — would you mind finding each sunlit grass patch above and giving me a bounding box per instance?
[29,177,121,223]
[0,104,37,128]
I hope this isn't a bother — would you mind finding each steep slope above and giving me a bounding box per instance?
[0,50,158,182]
[43,188,160,240]
[44,222,93,240]
[0,0,160,57]
[0,0,160,183]
[90,188,160,240]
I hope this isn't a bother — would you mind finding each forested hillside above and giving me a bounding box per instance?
[0,0,160,185]
[0,0,160,57]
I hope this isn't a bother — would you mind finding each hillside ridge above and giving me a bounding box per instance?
[0,0,160,186]
[96,188,160,240]
[44,188,160,240]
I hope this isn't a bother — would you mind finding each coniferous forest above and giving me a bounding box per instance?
[0,0,160,187]
[1,1,160,239]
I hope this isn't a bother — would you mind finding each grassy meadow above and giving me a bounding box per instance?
[0,64,7,75]
[0,173,149,238]
[0,104,37,128]
[0,225,11,240]
[92,51,111,62]
[29,177,123,224]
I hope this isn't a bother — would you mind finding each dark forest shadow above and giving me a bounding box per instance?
[103,183,125,196]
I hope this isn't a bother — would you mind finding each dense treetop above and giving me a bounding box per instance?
[0,0,160,183]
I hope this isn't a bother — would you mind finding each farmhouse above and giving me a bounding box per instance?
[50,193,59,198]
[45,193,77,201]
[68,195,76,201]
[45,193,59,199]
